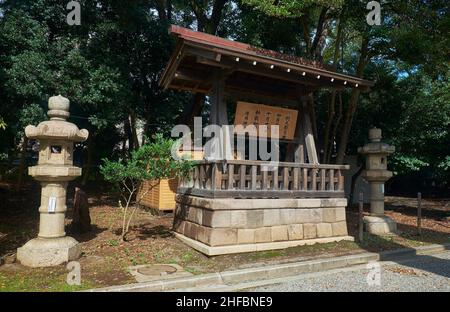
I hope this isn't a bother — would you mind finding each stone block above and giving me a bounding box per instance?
[316,223,333,238]
[320,198,346,208]
[295,209,322,223]
[173,220,185,234]
[246,210,264,228]
[335,207,346,221]
[230,210,247,228]
[303,223,317,239]
[287,224,303,240]
[194,208,203,224]
[271,225,288,242]
[202,210,231,228]
[184,221,199,239]
[187,207,198,223]
[183,221,192,238]
[364,216,396,234]
[331,221,348,236]
[196,225,211,244]
[254,227,271,243]
[322,208,337,223]
[263,209,280,226]
[280,209,296,225]
[209,228,238,246]
[322,207,346,222]
[237,229,255,244]
[17,237,81,267]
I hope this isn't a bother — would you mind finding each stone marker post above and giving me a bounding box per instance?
[17,95,89,267]
[358,128,396,234]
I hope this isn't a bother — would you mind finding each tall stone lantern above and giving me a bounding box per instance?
[358,128,395,234]
[17,95,89,267]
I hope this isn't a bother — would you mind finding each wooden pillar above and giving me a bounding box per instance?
[209,74,232,160]
[286,100,307,163]
[301,96,319,164]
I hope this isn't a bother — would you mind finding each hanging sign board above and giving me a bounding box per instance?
[234,101,298,140]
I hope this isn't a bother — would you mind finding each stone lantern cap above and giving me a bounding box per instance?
[25,95,89,142]
[358,128,395,155]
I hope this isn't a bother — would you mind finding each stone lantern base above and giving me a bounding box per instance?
[17,236,81,267]
[363,215,397,235]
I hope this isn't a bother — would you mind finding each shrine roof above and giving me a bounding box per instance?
[160,25,374,100]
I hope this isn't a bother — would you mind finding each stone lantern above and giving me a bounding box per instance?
[17,95,89,267]
[358,128,396,234]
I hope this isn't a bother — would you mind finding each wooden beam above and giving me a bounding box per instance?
[160,40,185,89]
[225,89,300,107]
[183,42,373,90]
[286,100,306,162]
[178,187,346,199]
[188,49,351,90]
[196,55,324,88]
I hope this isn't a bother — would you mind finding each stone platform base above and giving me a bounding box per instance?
[175,232,354,256]
[174,195,351,255]
[364,215,397,234]
[17,236,81,267]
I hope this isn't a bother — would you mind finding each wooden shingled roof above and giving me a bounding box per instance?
[160,25,374,101]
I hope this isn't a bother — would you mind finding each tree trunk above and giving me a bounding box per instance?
[124,117,133,152]
[335,37,369,165]
[322,16,343,163]
[130,110,140,150]
[186,0,228,124]
[81,137,93,186]
[328,91,343,163]
[349,164,364,205]
[322,91,336,163]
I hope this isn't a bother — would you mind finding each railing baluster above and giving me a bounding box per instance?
[194,166,200,188]
[262,166,268,190]
[293,167,299,190]
[320,168,326,191]
[312,168,317,191]
[302,168,308,190]
[205,164,212,189]
[251,165,257,190]
[199,164,205,189]
[227,164,234,190]
[212,163,222,190]
[239,164,246,189]
[338,170,344,191]
[329,169,335,191]
[272,166,278,190]
[283,167,289,190]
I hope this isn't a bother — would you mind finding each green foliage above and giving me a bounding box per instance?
[0,117,6,130]
[100,133,193,241]
[0,0,449,191]
[16,103,46,138]
[101,133,193,185]
[241,0,343,17]
[391,155,429,176]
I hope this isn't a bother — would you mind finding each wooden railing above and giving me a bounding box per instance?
[178,160,349,199]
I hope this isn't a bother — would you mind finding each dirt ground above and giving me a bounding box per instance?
[0,181,448,291]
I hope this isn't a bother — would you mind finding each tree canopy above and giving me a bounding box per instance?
[0,0,448,192]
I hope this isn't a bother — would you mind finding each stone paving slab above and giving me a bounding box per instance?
[86,243,450,292]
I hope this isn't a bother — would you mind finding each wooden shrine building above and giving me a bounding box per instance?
[160,25,374,255]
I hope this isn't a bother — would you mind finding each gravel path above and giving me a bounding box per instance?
[251,251,450,292]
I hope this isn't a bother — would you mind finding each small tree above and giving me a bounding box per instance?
[100,134,192,241]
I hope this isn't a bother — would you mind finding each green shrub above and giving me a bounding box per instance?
[100,134,193,241]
